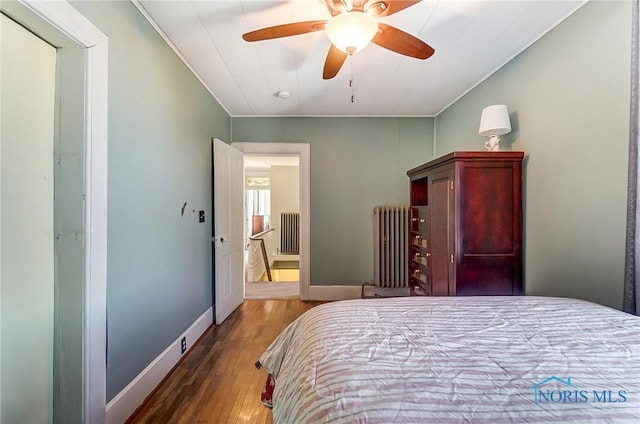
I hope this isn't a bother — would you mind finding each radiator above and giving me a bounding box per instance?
[373,206,409,288]
[280,212,300,254]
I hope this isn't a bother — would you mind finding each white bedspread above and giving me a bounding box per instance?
[258,296,640,423]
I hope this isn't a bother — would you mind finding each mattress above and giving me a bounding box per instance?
[257,296,640,423]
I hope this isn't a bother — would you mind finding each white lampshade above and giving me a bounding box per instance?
[325,12,378,54]
[479,104,511,136]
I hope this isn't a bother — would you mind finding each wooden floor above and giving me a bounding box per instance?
[127,299,325,424]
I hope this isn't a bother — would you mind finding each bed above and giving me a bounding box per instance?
[256,296,640,423]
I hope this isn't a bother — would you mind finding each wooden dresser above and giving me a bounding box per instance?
[407,151,524,296]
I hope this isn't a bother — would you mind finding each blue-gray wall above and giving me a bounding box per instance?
[70,1,230,401]
[232,117,434,286]
[435,0,632,310]
[233,0,633,311]
[66,0,632,405]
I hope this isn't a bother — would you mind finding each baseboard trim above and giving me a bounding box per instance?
[308,285,361,300]
[106,307,213,424]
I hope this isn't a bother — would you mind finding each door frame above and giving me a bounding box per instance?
[0,1,108,422]
[232,142,310,300]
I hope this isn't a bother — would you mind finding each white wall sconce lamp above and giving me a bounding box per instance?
[479,104,512,151]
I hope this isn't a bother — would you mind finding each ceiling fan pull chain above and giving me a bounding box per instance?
[350,58,355,103]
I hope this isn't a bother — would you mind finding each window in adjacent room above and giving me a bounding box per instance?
[246,175,271,236]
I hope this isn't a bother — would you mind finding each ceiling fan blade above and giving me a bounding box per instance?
[372,23,435,60]
[323,44,348,79]
[243,20,326,42]
[367,1,422,18]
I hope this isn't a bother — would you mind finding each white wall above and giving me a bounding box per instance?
[271,166,299,255]
[1,14,56,423]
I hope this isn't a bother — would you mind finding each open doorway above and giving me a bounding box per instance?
[231,142,310,300]
[244,156,300,299]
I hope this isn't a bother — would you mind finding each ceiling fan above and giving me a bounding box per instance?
[242,0,435,79]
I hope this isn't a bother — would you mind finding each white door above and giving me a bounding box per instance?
[1,14,56,423]
[213,138,244,324]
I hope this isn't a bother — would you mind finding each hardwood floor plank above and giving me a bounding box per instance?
[127,299,325,424]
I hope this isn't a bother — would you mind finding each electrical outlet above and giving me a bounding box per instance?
[181,336,187,354]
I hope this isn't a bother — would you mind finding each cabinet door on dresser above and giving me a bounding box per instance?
[457,160,523,295]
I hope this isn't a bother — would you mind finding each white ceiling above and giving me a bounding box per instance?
[135,0,587,117]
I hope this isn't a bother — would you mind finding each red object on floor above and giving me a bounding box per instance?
[261,374,275,408]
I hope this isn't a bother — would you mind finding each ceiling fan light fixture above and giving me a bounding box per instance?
[325,11,378,54]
